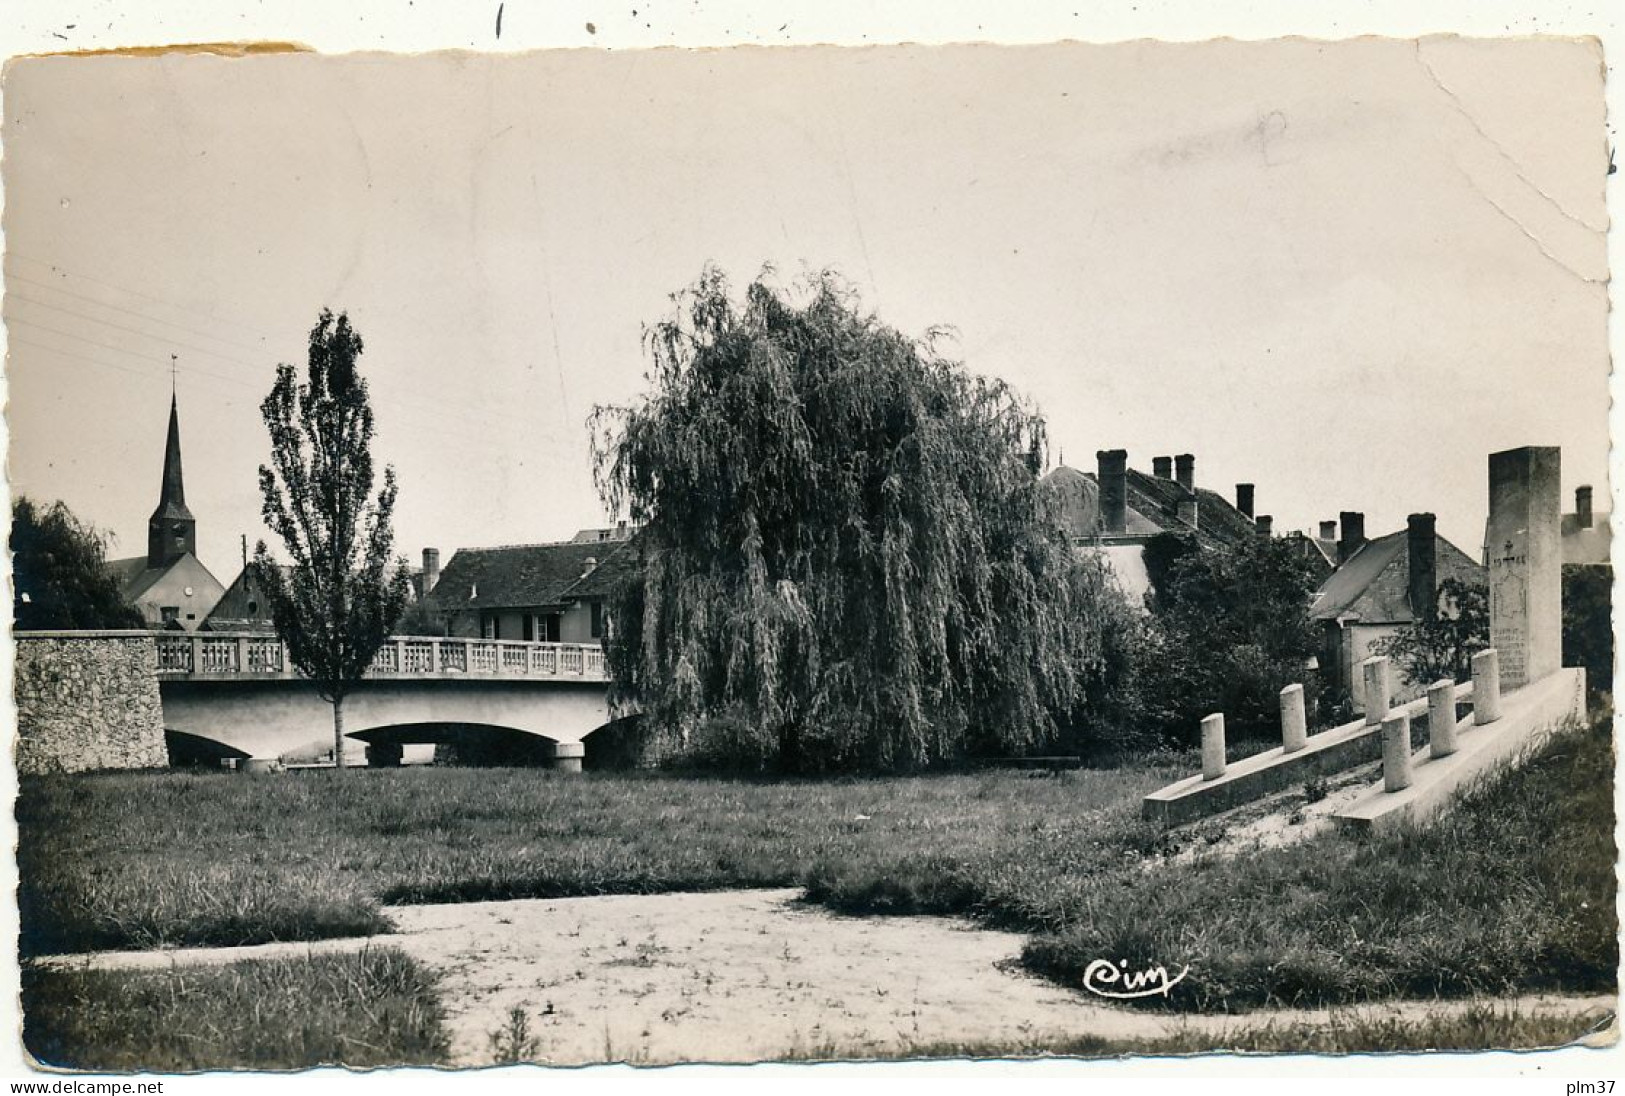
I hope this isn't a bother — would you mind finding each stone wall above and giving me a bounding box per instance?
[14,632,168,774]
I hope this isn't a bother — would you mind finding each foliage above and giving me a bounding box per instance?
[395,595,450,637]
[488,1006,541,1064]
[23,948,447,1071]
[590,269,1116,771]
[1372,577,1489,688]
[253,310,411,765]
[1135,533,1321,742]
[10,496,144,630]
[1562,563,1613,700]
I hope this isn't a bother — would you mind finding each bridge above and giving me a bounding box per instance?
[156,632,623,770]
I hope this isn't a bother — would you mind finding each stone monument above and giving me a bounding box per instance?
[1485,446,1562,690]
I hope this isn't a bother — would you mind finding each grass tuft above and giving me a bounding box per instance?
[22,947,448,1071]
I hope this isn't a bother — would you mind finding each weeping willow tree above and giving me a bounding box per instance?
[590,269,1117,772]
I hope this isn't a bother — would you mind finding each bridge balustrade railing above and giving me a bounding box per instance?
[156,632,609,682]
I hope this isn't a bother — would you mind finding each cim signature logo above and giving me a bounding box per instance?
[1081,958,1190,1000]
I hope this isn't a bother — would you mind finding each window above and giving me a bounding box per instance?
[159,606,179,625]
[543,614,561,643]
[247,599,259,616]
[481,614,496,640]
[590,600,606,639]
[523,614,535,642]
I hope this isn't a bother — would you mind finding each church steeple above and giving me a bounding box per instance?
[147,384,197,569]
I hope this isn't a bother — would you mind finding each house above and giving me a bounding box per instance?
[416,532,638,642]
[1040,450,1269,603]
[202,548,439,633]
[1561,484,1610,567]
[1310,512,1485,707]
[104,391,226,630]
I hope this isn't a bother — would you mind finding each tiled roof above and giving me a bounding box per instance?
[1311,528,1485,624]
[1039,465,1258,548]
[106,555,169,602]
[421,537,636,613]
[1561,513,1611,566]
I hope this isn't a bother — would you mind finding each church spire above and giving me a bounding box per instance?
[147,375,197,569]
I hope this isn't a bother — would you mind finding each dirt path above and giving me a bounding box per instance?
[34,889,1615,1065]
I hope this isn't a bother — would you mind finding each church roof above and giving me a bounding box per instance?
[106,555,168,601]
[152,392,194,524]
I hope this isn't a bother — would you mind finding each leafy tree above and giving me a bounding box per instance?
[1562,564,1612,702]
[1372,577,1489,689]
[10,496,144,630]
[1139,534,1321,742]
[253,310,411,768]
[590,269,1117,772]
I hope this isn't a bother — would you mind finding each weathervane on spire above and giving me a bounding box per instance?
[170,353,178,395]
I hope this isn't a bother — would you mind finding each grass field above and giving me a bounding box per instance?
[790,1003,1617,1060]
[16,759,1183,956]
[22,948,447,1071]
[17,718,1617,1017]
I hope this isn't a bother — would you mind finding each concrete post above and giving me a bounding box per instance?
[190,634,205,675]
[235,636,250,674]
[551,741,585,774]
[1361,656,1391,724]
[1472,648,1502,725]
[1279,683,1307,753]
[1486,447,1562,690]
[1381,711,1413,792]
[1427,679,1458,758]
[1200,714,1226,781]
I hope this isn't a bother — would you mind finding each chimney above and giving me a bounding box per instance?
[1174,453,1195,494]
[421,548,440,596]
[1407,513,1437,622]
[1576,485,1593,529]
[1319,520,1337,542]
[1096,449,1128,534]
[1152,455,1173,480]
[1256,514,1273,538]
[1177,495,1199,530]
[1235,483,1255,519]
[1337,511,1367,563]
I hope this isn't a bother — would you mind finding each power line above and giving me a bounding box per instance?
[5,260,546,432]
[7,252,276,340]
[4,266,276,358]
[5,297,535,440]
[5,313,497,449]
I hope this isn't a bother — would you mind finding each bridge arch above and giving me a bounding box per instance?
[346,721,559,767]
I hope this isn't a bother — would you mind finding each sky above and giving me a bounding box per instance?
[1,37,1610,580]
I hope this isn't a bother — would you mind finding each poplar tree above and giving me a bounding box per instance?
[591,269,1115,772]
[254,309,410,768]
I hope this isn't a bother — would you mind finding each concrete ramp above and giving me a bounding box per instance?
[1332,668,1585,834]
